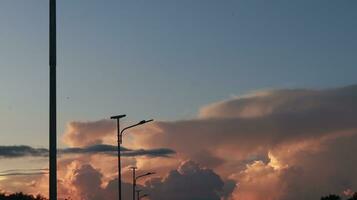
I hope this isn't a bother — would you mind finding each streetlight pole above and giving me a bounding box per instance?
[130,168,155,200]
[131,167,137,200]
[49,0,57,200]
[111,117,153,200]
[111,114,127,200]
[136,190,142,200]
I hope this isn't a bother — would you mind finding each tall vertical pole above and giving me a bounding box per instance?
[49,0,57,200]
[117,119,122,200]
[131,167,137,200]
[136,190,141,200]
[111,115,126,200]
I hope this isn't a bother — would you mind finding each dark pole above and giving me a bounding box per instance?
[136,190,141,200]
[131,167,137,200]
[49,0,57,200]
[111,115,126,200]
[118,118,122,200]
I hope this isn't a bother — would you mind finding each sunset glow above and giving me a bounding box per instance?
[1,1,357,200]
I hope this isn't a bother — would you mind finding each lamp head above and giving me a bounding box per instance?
[110,114,127,119]
[130,166,138,170]
[139,119,154,125]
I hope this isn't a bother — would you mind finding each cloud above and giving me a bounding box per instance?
[0,172,48,177]
[69,164,104,200]
[199,85,357,120]
[144,160,229,200]
[2,85,357,200]
[62,119,115,147]
[0,144,175,159]
[53,161,231,200]
[121,148,175,158]
[55,160,230,200]
[230,161,284,200]
[130,85,357,200]
[59,144,129,155]
[0,146,48,158]
[62,144,175,158]
[103,178,138,200]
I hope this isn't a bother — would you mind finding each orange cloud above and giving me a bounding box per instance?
[2,85,357,200]
[62,119,115,147]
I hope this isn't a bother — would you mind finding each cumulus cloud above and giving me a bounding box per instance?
[130,85,357,200]
[69,164,104,200]
[145,160,229,200]
[62,119,115,147]
[55,160,229,200]
[3,85,357,200]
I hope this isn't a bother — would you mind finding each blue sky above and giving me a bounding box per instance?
[1,0,357,147]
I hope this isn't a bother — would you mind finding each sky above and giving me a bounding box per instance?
[0,1,357,200]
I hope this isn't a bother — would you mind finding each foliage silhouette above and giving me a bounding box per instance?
[321,194,341,200]
[347,193,357,200]
[0,192,47,200]
[320,193,357,200]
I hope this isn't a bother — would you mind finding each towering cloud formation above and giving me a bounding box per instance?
[145,160,227,200]
[56,160,228,200]
[130,85,357,199]
[1,85,357,200]
[70,164,103,200]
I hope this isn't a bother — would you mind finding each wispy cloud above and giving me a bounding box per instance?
[0,146,48,158]
[0,172,48,177]
[0,144,175,159]
[0,168,48,177]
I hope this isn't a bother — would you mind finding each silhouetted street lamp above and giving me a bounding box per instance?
[111,117,153,200]
[111,114,127,200]
[131,167,155,200]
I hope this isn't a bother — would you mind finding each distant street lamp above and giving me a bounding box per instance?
[130,167,155,200]
[111,116,153,200]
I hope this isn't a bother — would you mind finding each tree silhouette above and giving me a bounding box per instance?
[347,193,357,200]
[0,192,47,200]
[321,194,341,200]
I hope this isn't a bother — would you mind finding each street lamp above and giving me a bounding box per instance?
[111,116,153,200]
[130,167,155,200]
[111,114,127,200]
[121,119,154,137]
